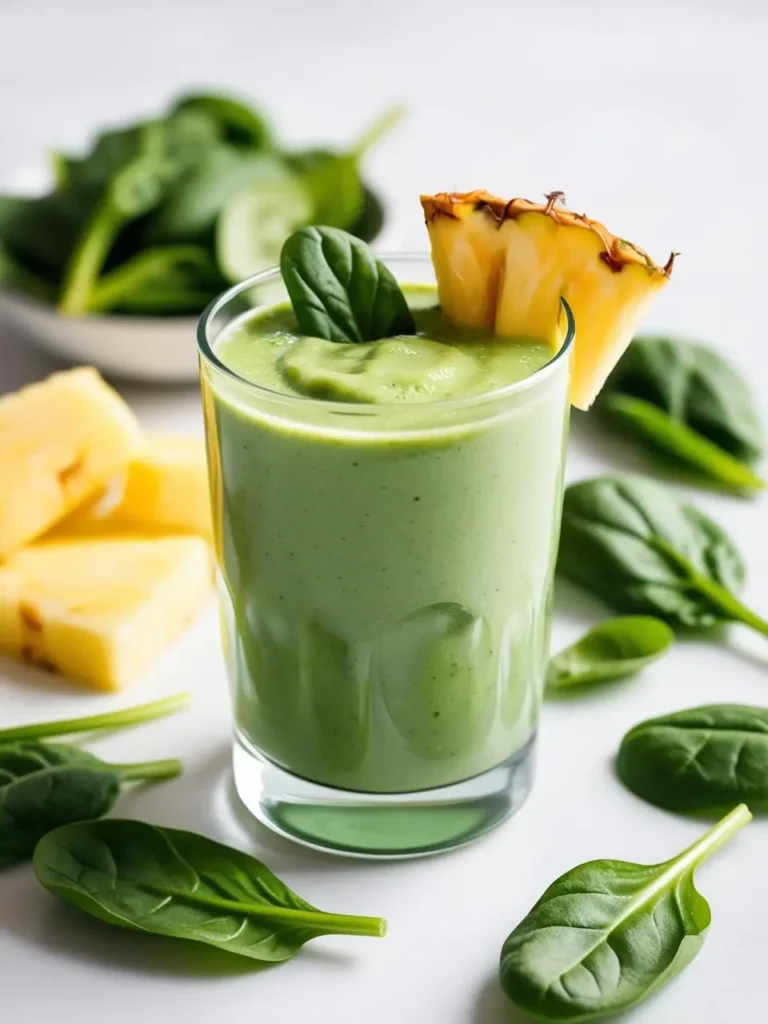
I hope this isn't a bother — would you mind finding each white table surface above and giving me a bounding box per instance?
[1,1,767,1021]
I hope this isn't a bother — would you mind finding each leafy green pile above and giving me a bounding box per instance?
[597,335,764,493]
[0,93,400,317]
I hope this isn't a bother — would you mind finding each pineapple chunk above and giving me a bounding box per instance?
[0,368,140,558]
[425,205,507,331]
[56,436,212,539]
[421,191,674,410]
[0,536,212,690]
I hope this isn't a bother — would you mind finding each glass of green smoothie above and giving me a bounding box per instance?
[198,254,574,858]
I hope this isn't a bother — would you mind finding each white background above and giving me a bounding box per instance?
[1,1,767,1022]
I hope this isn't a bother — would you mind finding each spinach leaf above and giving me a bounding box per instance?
[289,148,364,230]
[546,616,673,690]
[172,92,273,149]
[57,122,178,314]
[288,105,401,235]
[599,336,764,489]
[499,804,751,1021]
[0,189,91,284]
[350,185,386,244]
[0,691,191,742]
[280,226,415,343]
[64,113,214,195]
[57,114,221,314]
[105,278,221,316]
[156,108,223,177]
[0,241,57,302]
[34,819,386,959]
[0,743,180,870]
[0,196,30,233]
[50,150,72,189]
[146,149,286,245]
[0,199,57,297]
[557,474,768,635]
[618,704,768,814]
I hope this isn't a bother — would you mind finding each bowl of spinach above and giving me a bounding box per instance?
[0,92,400,381]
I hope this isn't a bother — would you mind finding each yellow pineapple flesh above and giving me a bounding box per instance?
[54,436,212,540]
[0,368,140,558]
[0,535,212,690]
[421,191,674,409]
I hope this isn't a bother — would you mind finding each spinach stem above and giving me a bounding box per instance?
[115,758,183,782]
[89,246,204,311]
[690,571,768,638]
[605,395,765,492]
[0,692,192,742]
[58,195,122,314]
[149,885,386,937]
[350,104,405,161]
[674,804,752,868]
[651,537,768,638]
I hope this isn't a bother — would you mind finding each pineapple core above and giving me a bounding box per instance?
[0,368,140,557]
[421,191,674,409]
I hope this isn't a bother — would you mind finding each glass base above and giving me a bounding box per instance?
[232,734,536,859]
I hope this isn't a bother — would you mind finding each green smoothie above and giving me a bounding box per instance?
[204,286,570,793]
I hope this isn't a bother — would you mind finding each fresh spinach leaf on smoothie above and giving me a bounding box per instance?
[34,819,386,959]
[598,336,764,492]
[280,226,416,343]
[557,474,768,637]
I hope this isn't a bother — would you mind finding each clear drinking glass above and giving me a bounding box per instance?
[198,256,573,858]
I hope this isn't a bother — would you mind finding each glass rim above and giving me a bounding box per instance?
[196,253,575,412]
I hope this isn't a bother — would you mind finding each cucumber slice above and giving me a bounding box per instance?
[216,174,313,283]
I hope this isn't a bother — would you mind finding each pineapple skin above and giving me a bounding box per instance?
[0,368,140,558]
[421,191,674,410]
[0,536,213,690]
[54,436,213,540]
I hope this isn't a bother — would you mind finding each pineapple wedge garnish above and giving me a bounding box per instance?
[0,368,140,557]
[0,535,212,690]
[54,436,212,540]
[421,191,674,409]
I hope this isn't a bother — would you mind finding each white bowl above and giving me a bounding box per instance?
[0,288,200,382]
